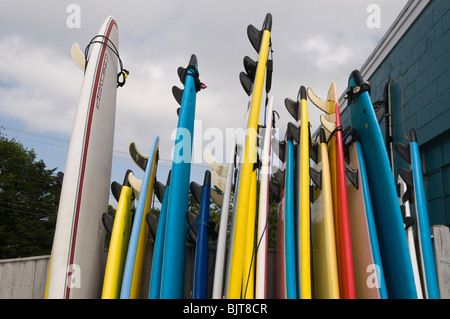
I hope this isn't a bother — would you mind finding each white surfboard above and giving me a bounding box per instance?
[210,136,238,299]
[255,96,274,299]
[46,16,121,299]
[397,175,423,299]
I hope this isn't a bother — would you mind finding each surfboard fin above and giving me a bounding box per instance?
[111,169,133,202]
[190,181,203,205]
[309,141,318,164]
[129,142,148,171]
[172,86,184,106]
[154,170,171,203]
[240,72,253,96]
[310,167,322,190]
[307,87,330,114]
[253,153,261,171]
[394,142,411,164]
[310,185,321,203]
[154,180,166,203]
[243,56,257,82]
[146,212,159,240]
[211,171,227,192]
[320,114,337,134]
[272,138,286,161]
[71,43,86,71]
[399,167,414,203]
[285,97,299,121]
[273,167,285,187]
[205,148,228,178]
[111,181,123,202]
[210,189,224,206]
[269,180,280,202]
[247,24,262,53]
[128,171,143,199]
[345,166,359,189]
[287,122,300,144]
[102,212,115,236]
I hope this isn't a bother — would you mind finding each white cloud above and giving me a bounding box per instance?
[0,35,82,134]
[0,0,410,186]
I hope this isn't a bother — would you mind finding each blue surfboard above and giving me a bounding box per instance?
[192,170,212,299]
[160,55,203,298]
[347,70,417,299]
[148,171,171,299]
[120,136,159,299]
[395,128,439,299]
[285,136,297,299]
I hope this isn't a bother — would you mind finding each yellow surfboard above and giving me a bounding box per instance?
[227,13,272,299]
[299,88,311,299]
[242,167,258,299]
[102,171,134,299]
[310,128,340,299]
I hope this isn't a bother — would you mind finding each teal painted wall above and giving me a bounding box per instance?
[341,0,450,225]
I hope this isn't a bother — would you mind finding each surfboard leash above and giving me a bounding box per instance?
[84,34,129,87]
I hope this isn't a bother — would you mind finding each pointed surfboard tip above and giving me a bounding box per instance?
[204,170,211,187]
[189,54,198,68]
[263,13,272,32]
[299,86,307,100]
[348,69,364,88]
[409,128,417,143]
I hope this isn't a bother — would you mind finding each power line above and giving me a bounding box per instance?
[3,126,212,170]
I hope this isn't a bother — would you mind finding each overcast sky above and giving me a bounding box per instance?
[0,0,409,206]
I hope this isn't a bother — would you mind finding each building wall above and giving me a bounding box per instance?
[341,0,450,226]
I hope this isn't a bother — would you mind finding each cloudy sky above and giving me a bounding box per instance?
[0,0,408,206]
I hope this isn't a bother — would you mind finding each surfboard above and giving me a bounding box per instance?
[120,137,159,299]
[242,166,258,299]
[148,171,171,299]
[228,13,272,299]
[395,128,439,299]
[102,170,134,299]
[46,16,121,299]
[255,96,274,299]
[273,136,287,299]
[310,128,340,299]
[285,133,297,299]
[308,83,355,298]
[191,171,212,299]
[210,136,237,299]
[285,86,311,298]
[397,175,423,299]
[160,55,204,299]
[344,132,387,299]
[224,143,243,297]
[347,70,417,298]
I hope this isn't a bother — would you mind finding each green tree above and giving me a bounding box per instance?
[0,133,61,258]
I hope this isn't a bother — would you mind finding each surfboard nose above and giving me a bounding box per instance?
[348,69,364,88]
